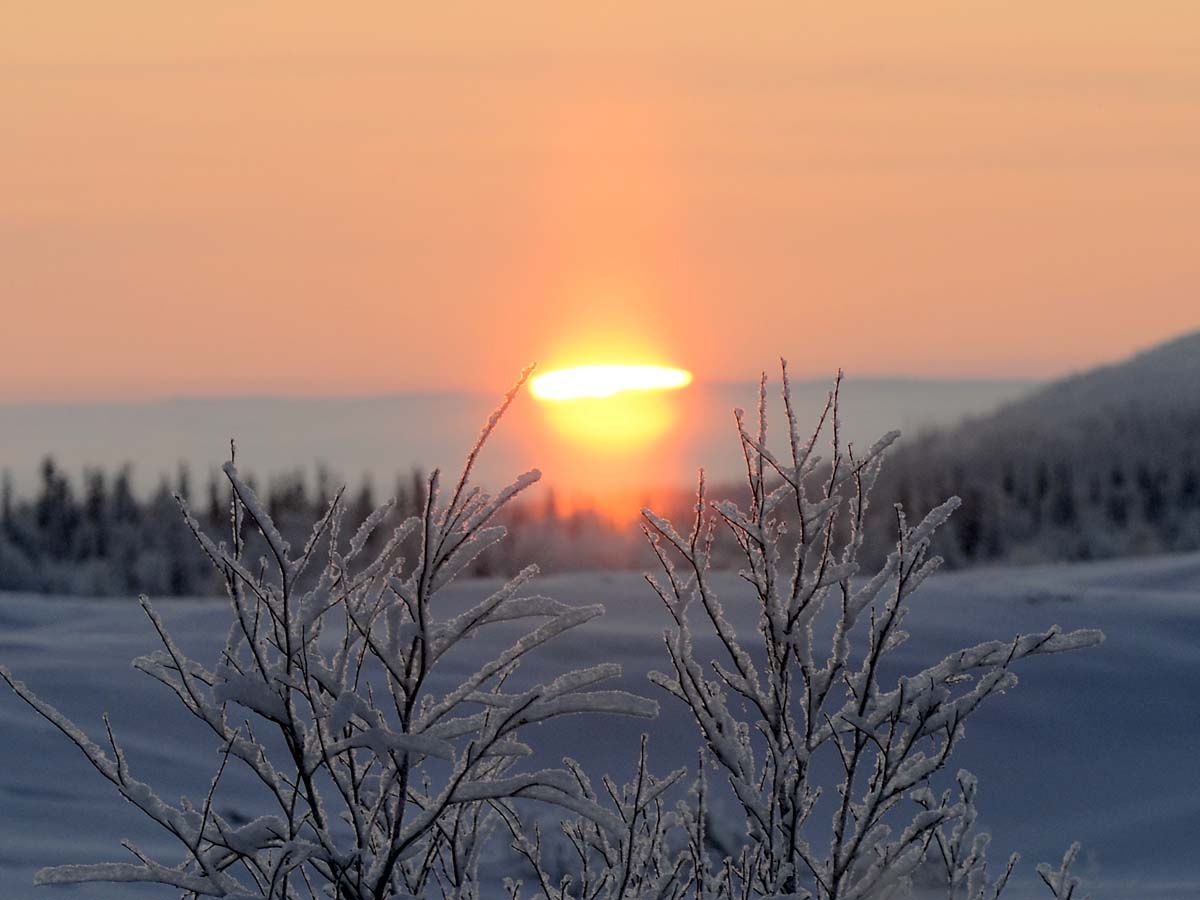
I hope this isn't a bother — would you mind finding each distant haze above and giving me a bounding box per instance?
[0,378,1035,504]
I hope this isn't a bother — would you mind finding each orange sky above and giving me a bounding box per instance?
[3,3,1199,401]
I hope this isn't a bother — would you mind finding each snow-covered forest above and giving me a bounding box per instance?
[867,332,1200,567]
[0,458,657,595]
[6,333,1199,596]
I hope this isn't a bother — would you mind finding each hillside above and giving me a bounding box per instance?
[870,330,1200,565]
[1001,329,1200,420]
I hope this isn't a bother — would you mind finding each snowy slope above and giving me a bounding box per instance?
[867,330,1200,567]
[0,554,1197,898]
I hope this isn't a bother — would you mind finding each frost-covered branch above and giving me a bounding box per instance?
[639,362,1103,899]
[0,370,657,899]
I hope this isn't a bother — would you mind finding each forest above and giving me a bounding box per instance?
[0,457,660,595]
[6,399,1200,596]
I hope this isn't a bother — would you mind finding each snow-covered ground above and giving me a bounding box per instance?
[0,553,1197,898]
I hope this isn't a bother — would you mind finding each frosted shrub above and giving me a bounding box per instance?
[509,365,1099,900]
[642,367,1099,899]
[1,363,1098,899]
[0,370,657,898]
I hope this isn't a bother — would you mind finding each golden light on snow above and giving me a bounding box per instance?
[529,364,694,453]
[530,365,692,401]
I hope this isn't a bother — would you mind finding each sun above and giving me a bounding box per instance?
[529,364,693,451]
[530,365,692,401]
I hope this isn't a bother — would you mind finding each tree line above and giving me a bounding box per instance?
[0,458,658,596]
[865,403,1200,567]
[6,399,1200,596]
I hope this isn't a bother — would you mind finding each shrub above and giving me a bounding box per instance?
[505,366,1101,899]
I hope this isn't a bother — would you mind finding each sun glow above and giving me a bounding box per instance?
[530,365,693,401]
[527,363,695,464]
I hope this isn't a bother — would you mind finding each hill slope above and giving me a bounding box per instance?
[871,330,1200,565]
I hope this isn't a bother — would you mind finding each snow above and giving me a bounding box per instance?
[0,552,1197,898]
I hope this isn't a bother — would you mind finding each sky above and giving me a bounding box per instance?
[3,2,1199,402]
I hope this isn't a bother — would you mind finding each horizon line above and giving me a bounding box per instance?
[0,374,1044,410]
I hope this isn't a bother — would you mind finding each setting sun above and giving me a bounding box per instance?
[527,363,695,468]
[530,365,693,401]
